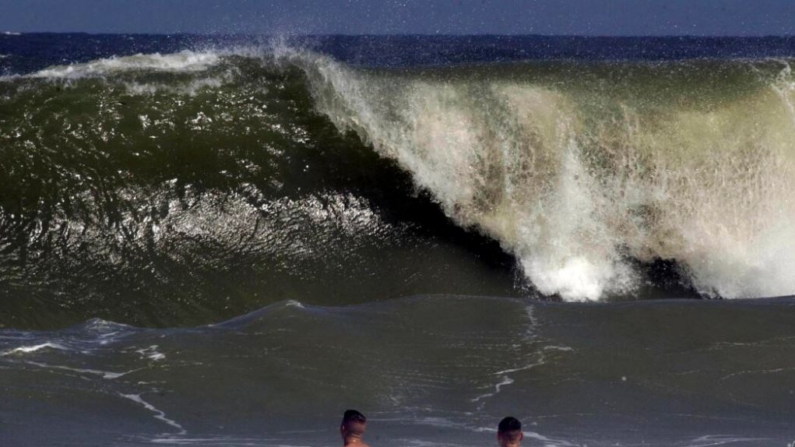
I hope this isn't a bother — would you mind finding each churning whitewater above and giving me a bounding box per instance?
[294,50,795,301]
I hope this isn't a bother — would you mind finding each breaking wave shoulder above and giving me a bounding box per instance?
[285,48,795,301]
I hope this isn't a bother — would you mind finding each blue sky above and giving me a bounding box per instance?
[1,0,794,35]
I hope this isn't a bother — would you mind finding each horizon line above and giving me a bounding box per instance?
[4,31,795,39]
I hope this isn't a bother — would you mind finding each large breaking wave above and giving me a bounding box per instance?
[2,45,795,325]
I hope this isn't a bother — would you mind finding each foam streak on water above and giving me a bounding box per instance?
[0,342,67,355]
[120,393,187,435]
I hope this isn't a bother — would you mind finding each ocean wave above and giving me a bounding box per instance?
[4,46,795,311]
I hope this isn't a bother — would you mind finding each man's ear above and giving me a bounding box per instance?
[519,432,524,442]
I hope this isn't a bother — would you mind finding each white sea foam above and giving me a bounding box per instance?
[686,435,772,446]
[120,393,187,435]
[150,437,270,445]
[471,375,514,402]
[29,50,221,79]
[543,345,574,352]
[25,360,138,379]
[136,345,166,361]
[290,49,795,301]
[1,342,67,356]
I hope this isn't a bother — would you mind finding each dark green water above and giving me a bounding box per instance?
[1,55,525,329]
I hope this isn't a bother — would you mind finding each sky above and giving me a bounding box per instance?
[1,0,795,36]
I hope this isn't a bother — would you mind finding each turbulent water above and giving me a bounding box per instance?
[2,34,795,446]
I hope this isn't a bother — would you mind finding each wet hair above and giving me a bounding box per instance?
[498,416,522,441]
[342,409,367,431]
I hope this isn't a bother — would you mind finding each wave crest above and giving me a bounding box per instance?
[29,50,221,79]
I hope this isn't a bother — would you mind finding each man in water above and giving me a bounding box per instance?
[340,409,369,447]
[497,416,524,447]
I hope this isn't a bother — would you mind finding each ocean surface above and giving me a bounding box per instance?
[1,34,795,446]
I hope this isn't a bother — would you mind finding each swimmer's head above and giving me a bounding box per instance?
[497,416,523,447]
[341,409,367,443]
